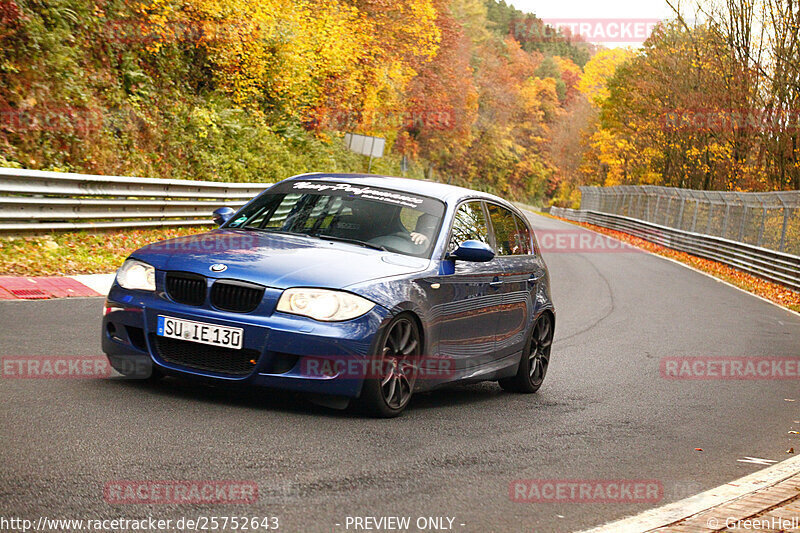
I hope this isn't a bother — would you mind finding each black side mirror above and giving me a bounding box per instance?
[447,240,495,262]
[212,207,236,226]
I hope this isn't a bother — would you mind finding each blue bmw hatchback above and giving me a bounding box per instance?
[103,174,555,416]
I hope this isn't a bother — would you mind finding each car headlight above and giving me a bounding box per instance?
[116,259,156,291]
[276,288,375,321]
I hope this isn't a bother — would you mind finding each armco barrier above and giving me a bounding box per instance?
[0,167,271,232]
[550,207,800,292]
[578,185,800,256]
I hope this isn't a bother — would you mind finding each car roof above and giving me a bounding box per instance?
[285,172,513,207]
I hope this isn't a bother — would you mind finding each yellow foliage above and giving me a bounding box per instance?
[520,77,560,125]
[181,0,371,109]
[140,0,440,118]
[578,48,634,106]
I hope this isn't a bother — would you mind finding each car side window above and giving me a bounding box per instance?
[448,201,490,253]
[487,204,520,256]
[513,214,533,255]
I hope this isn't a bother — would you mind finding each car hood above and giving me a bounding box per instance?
[132,229,431,290]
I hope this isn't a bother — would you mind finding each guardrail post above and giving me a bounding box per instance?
[653,196,660,223]
[738,206,747,242]
[757,207,766,246]
[722,200,731,238]
[780,207,790,252]
[734,192,747,242]
[665,197,673,226]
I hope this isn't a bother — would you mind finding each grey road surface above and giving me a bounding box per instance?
[1,213,798,533]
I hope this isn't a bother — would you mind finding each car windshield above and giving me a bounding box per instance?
[225,180,446,258]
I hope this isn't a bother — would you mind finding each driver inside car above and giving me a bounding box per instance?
[328,199,436,252]
[409,212,437,246]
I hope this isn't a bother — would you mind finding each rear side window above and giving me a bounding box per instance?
[513,214,533,255]
[448,201,490,252]
[487,204,519,256]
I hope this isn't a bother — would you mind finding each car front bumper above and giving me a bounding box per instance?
[101,284,392,398]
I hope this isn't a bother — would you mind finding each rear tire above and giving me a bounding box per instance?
[357,314,421,418]
[499,312,553,393]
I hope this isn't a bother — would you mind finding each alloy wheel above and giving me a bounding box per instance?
[528,313,553,387]
[378,317,420,410]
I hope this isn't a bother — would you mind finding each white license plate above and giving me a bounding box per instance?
[157,316,243,350]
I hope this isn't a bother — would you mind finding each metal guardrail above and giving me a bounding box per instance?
[550,207,800,292]
[579,185,800,256]
[0,168,271,232]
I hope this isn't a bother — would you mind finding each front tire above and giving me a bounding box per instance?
[357,314,421,417]
[108,356,163,382]
[499,312,553,393]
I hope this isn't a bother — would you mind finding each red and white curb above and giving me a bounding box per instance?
[0,274,115,300]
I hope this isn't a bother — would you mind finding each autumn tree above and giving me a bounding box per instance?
[404,0,478,172]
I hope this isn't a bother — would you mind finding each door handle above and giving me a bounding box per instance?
[489,278,503,289]
[527,274,543,286]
